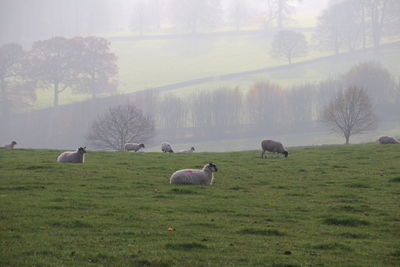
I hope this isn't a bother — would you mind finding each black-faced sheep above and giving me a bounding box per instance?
[161,142,174,153]
[57,147,86,163]
[377,136,400,144]
[261,139,288,158]
[4,141,17,149]
[170,163,218,185]
[125,143,145,152]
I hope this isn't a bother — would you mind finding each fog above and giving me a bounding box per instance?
[1,0,399,151]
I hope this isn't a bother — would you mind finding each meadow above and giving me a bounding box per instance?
[0,144,399,266]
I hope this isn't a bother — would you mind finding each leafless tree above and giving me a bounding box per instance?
[321,86,377,144]
[86,104,155,151]
[271,30,308,64]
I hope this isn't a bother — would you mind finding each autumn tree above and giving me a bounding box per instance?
[321,86,377,144]
[86,104,155,151]
[271,30,308,64]
[27,37,79,106]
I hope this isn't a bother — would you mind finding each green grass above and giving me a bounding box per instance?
[1,144,399,266]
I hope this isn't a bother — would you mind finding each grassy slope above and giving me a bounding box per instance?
[1,144,399,266]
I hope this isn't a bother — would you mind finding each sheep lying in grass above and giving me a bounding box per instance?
[261,139,288,158]
[170,163,218,185]
[377,136,400,144]
[124,143,145,152]
[57,147,86,163]
[161,142,174,153]
[4,141,17,149]
[179,147,195,153]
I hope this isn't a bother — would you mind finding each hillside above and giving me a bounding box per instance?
[34,33,400,108]
[1,144,399,266]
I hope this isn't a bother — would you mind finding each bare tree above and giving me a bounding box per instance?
[86,104,155,151]
[228,0,251,31]
[271,30,308,64]
[321,86,377,144]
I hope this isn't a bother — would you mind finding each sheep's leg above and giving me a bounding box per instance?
[261,150,266,158]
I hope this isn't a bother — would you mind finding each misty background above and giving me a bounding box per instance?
[1,0,399,151]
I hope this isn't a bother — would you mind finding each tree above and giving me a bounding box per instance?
[321,86,377,144]
[271,30,308,64]
[0,43,35,118]
[169,0,222,34]
[86,104,155,151]
[315,0,362,54]
[75,36,118,99]
[27,37,79,106]
[228,0,251,31]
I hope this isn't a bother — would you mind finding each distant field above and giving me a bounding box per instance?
[33,35,400,109]
[1,144,399,266]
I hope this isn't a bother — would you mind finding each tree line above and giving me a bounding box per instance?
[126,62,399,142]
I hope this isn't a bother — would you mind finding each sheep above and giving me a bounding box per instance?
[57,147,86,163]
[124,143,145,152]
[261,139,288,158]
[170,163,218,185]
[179,147,195,153]
[4,141,17,149]
[161,142,174,153]
[377,136,400,144]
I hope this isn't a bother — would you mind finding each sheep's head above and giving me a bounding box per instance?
[140,143,145,148]
[11,141,17,145]
[207,163,218,172]
[283,151,289,158]
[191,147,195,151]
[78,147,86,154]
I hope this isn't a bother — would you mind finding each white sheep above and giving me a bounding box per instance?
[124,143,145,152]
[4,141,17,149]
[179,147,195,153]
[261,139,288,158]
[57,147,86,163]
[161,142,174,153]
[170,163,218,185]
[377,136,400,144]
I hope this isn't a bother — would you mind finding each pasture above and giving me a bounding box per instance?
[0,144,399,266]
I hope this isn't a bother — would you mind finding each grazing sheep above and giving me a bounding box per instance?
[261,139,288,158]
[179,147,195,153]
[57,147,86,163]
[377,136,400,144]
[161,142,174,153]
[124,143,145,152]
[4,141,17,149]
[170,163,218,185]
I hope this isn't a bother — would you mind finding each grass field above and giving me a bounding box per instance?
[1,144,399,266]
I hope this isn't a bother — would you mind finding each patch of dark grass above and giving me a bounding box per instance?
[334,205,368,213]
[49,220,92,228]
[340,232,369,239]
[0,185,45,191]
[346,183,371,188]
[133,259,171,267]
[389,177,400,183]
[238,228,285,236]
[312,242,353,251]
[165,242,207,251]
[272,264,301,267]
[323,217,370,227]
[390,250,400,257]
[23,165,53,170]
[168,188,197,194]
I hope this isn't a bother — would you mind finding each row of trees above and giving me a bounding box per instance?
[123,62,399,141]
[0,37,118,119]
[86,84,378,150]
